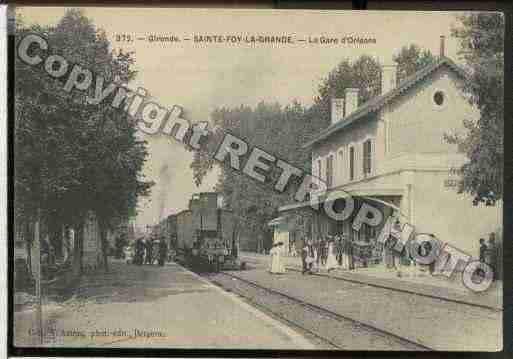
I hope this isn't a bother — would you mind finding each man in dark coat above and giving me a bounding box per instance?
[486,234,497,280]
[301,239,315,275]
[158,240,168,266]
[345,235,354,270]
[479,238,487,263]
[135,237,145,265]
[145,238,153,265]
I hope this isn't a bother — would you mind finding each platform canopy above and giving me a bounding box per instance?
[267,216,290,227]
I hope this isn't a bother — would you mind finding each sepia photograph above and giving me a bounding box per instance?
[10,7,504,352]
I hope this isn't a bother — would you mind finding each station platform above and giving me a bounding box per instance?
[13,261,315,349]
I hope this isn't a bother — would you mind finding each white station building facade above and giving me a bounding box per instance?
[275,37,501,257]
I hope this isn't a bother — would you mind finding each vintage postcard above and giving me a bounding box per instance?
[11,7,503,352]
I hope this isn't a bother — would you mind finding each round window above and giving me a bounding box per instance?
[433,91,445,106]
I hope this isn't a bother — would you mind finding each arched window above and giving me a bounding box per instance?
[338,149,344,182]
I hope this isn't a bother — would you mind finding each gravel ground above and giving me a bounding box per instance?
[213,265,502,351]
[205,272,426,351]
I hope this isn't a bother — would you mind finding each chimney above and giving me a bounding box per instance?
[439,35,445,58]
[331,98,344,124]
[344,88,359,118]
[381,64,397,94]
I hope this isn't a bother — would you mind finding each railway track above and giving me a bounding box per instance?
[241,255,502,312]
[207,271,435,351]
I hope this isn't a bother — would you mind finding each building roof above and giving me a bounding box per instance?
[303,56,468,149]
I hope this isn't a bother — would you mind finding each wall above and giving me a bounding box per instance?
[383,66,478,161]
[312,118,378,188]
[412,171,502,255]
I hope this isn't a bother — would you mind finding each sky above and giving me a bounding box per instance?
[17,7,468,227]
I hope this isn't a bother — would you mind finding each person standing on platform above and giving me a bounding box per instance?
[341,234,350,270]
[479,238,487,263]
[325,238,339,272]
[486,233,497,280]
[315,236,322,269]
[302,238,315,275]
[158,239,168,266]
[145,238,153,265]
[135,237,145,266]
[347,235,355,270]
[269,242,285,274]
[335,235,343,266]
[320,237,328,267]
[301,238,309,274]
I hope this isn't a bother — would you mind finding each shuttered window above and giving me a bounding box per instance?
[326,155,333,188]
[363,139,372,176]
[338,149,344,183]
[349,146,355,181]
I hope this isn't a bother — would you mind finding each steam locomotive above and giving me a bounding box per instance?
[153,192,241,272]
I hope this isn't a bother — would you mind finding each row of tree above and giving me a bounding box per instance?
[15,9,153,278]
[191,13,504,250]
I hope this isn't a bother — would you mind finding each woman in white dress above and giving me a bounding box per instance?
[325,238,339,272]
[269,242,286,274]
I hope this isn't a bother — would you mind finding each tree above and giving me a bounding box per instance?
[15,9,153,275]
[393,44,436,84]
[447,13,504,205]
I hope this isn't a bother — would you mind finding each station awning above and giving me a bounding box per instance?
[278,187,404,214]
[267,216,289,227]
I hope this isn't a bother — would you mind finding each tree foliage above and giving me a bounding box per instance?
[448,13,504,205]
[15,9,153,269]
[393,44,436,83]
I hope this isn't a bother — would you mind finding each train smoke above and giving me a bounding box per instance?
[157,164,173,222]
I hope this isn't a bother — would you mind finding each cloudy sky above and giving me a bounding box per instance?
[18,7,467,226]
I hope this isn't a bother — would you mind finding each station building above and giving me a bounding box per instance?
[276,37,502,258]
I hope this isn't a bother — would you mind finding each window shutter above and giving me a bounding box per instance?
[363,139,372,176]
[349,147,355,181]
[326,155,333,189]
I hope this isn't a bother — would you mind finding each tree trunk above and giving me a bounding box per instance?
[48,217,63,262]
[24,222,33,277]
[73,223,84,277]
[98,221,109,273]
[231,222,239,258]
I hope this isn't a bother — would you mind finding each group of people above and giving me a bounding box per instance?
[128,236,168,266]
[301,235,354,275]
[268,234,355,275]
[268,230,502,281]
